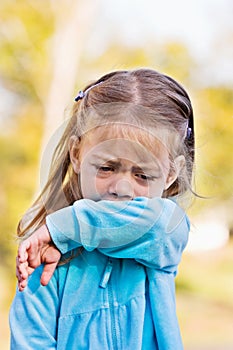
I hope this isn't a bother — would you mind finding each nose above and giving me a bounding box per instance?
[109,177,134,199]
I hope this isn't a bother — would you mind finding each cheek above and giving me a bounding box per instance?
[131,179,165,198]
[94,177,106,192]
[146,179,166,198]
[80,167,108,200]
[79,166,97,195]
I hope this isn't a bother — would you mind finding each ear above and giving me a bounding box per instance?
[164,155,185,190]
[69,136,80,174]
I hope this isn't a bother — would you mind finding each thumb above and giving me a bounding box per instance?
[40,262,59,286]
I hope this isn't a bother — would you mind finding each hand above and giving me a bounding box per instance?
[16,224,61,292]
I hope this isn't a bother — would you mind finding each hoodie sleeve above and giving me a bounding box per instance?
[46,197,189,273]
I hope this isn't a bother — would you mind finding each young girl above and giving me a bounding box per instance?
[10,68,195,350]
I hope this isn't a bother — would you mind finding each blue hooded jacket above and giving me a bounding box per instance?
[10,197,189,350]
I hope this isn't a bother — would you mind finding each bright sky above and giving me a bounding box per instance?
[99,0,231,53]
[89,0,233,85]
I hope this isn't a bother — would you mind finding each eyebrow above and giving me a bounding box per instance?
[91,155,162,173]
[92,155,121,165]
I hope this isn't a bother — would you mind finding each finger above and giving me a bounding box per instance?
[17,266,35,292]
[17,262,29,280]
[16,266,24,284]
[40,262,59,286]
[18,279,28,292]
[16,256,28,280]
[18,240,30,263]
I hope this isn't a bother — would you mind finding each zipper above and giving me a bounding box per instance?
[108,267,118,350]
[99,258,118,349]
[99,259,113,288]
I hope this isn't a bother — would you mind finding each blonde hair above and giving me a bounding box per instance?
[18,68,194,237]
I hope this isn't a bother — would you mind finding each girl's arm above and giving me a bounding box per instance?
[17,197,189,290]
[47,197,189,272]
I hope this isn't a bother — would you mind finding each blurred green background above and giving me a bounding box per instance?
[0,1,232,349]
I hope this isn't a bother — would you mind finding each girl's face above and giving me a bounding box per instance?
[70,130,179,201]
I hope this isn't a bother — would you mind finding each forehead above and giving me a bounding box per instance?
[80,124,170,166]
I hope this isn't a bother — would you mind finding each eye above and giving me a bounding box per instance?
[135,173,147,180]
[97,166,114,173]
[135,173,152,181]
[135,172,159,181]
[96,165,115,178]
